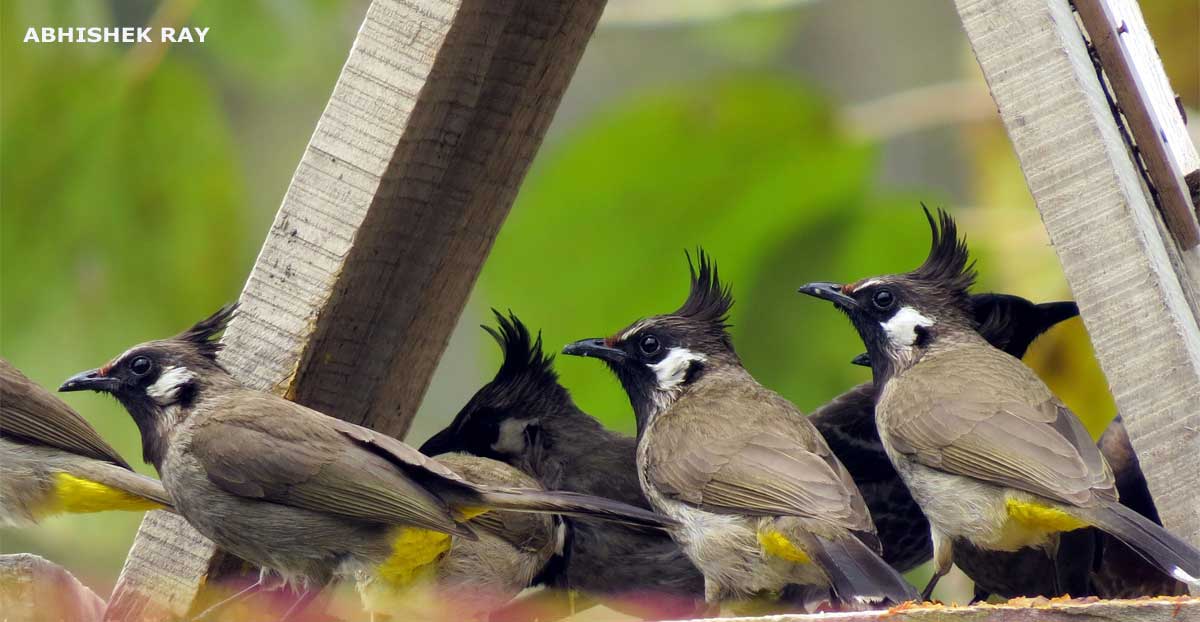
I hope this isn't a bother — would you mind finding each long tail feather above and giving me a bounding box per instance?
[475,489,678,530]
[1079,501,1200,587]
[810,534,918,607]
[73,461,175,510]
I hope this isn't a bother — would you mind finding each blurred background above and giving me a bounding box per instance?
[2,0,1197,612]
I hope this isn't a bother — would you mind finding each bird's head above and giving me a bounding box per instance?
[59,303,237,468]
[421,311,574,467]
[800,207,977,381]
[563,249,737,429]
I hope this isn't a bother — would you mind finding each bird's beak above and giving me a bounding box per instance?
[562,338,627,363]
[59,368,120,393]
[798,281,858,309]
[419,426,457,457]
[850,352,871,367]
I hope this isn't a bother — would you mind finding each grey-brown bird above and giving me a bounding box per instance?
[821,293,1080,576]
[356,451,560,620]
[799,207,1200,601]
[563,252,917,611]
[1,357,170,526]
[420,311,706,620]
[59,305,676,620]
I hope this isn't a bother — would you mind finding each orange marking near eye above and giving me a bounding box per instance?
[99,363,114,376]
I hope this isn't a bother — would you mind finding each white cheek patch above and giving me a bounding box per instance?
[146,366,196,406]
[648,347,707,392]
[491,418,530,455]
[880,306,934,348]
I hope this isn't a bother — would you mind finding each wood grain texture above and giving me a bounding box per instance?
[105,0,605,619]
[0,554,106,622]
[1074,0,1200,248]
[706,598,1200,622]
[952,0,1200,581]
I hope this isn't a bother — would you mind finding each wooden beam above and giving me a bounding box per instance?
[952,0,1200,579]
[709,597,1199,622]
[103,0,605,619]
[1074,0,1200,248]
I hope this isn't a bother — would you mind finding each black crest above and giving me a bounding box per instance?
[482,310,558,389]
[909,206,976,295]
[674,248,733,329]
[175,303,237,361]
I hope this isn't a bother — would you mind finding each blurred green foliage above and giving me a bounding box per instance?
[1,0,1194,604]
[0,0,354,590]
[481,78,926,428]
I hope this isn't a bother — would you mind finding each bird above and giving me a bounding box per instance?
[822,293,1080,575]
[1,357,170,527]
[420,311,706,620]
[843,299,1186,601]
[58,304,677,621]
[356,451,560,621]
[798,207,1200,601]
[562,251,918,612]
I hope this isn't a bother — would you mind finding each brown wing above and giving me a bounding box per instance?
[0,358,131,469]
[881,346,1114,506]
[648,381,876,535]
[191,391,464,534]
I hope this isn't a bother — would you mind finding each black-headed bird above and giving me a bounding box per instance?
[421,312,706,620]
[59,305,676,620]
[563,252,917,611]
[799,207,1200,600]
[816,293,1080,576]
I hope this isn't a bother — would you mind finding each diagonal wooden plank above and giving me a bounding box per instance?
[952,0,1200,588]
[104,0,606,619]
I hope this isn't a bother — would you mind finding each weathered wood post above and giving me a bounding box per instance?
[104,1,606,619]
[951,0,1200,574]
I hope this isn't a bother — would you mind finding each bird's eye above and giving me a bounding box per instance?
[639,334,661,356]
[129,356,153,376]
[872,289,896,310]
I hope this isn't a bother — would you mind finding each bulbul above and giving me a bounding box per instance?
[842,295,1185,601]
[1,357,170,526]
[822,293,1080,575]
[799,207,1200,600]
[562,252,918,610]
[59,305,677,620]
[420,311,706,620]
[357,451,560,620]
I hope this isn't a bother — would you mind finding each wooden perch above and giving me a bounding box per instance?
[710,597,1199,622]
[0,554,106,622]
[104,0,606,619]
[952,0,1200,589]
